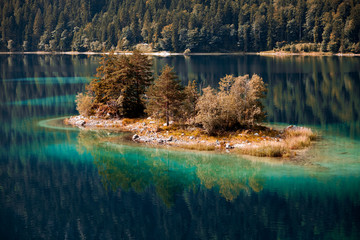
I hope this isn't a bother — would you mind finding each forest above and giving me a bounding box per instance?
[1,0,360,53]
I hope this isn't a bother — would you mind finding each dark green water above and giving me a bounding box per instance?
[0,54,359,239]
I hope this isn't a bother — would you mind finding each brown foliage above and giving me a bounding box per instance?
[75,93,94,117]
[196,74,267,135]
[87,50,153,118]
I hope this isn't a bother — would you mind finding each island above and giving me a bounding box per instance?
[65,51,317,158]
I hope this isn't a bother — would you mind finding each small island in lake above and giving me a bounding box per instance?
[65,51,317,158]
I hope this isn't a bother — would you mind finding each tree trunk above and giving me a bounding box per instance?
[166,101,169,126]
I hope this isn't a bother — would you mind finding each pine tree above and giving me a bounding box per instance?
[182,80,199,121]
[145,65,185,126]
[87,50,153,118]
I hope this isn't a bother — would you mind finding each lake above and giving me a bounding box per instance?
[0,54,359,239]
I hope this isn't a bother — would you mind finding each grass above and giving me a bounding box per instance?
[236,142,289,157]
[284,127,317,141]
[235,126,317,157]
[173,142,216,151]
[285,135,311,150]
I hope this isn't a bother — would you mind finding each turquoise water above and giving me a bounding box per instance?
[0,54,359,239]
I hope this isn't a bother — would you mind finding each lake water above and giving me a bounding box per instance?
[0,54,359,239]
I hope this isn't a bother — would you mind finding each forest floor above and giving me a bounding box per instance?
[65,115,318,158]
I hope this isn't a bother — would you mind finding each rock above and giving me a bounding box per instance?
[169,121,174,125]
[216,140,220,145]
[76,120,85,126]
[149,121,155,124]
[181,133,185,136]
[132,134,140,141]
[225,143,234,149]
[254,133,259,136]
[285,125,297,131]
[233,143,246,148]
[157,139,164,144]
[189,136,195,140]
[167,136,173,142]
[147,117,152,120]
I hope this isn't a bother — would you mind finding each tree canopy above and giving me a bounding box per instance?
[83,51,153,118]
[76,51,267,135]
[1,0,359,53]
[145,65,185,126]
[196,74,267,135]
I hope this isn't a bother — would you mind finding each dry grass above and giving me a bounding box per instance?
[235,126,316,157]
[284,127,317,140]
[122,118,139,125]
[285,135,311,150]
[173,142,215,151]
[236,142,288,157]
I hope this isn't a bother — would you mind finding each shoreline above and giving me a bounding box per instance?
[1,51,359,57]
[65,115,317,158]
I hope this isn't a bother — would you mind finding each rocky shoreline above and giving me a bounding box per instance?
[65,115,316,158]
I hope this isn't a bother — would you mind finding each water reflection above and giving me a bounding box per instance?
[1,54,360,239]
[1,55,359,138]
[76,130,265,204]
[153,55,360,138]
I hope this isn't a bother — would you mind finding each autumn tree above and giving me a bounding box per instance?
[181,80,200,122]
[78,50,153,118]
[196,74,267,135]
[145,65,185,126]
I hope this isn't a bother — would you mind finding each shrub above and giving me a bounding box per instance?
[196,74,267,135]
[75,93,94,116]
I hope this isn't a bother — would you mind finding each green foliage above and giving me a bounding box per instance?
[87,50,153,118]
[196,74,267,135]
[1,0,358,53]
[145,65,185,126]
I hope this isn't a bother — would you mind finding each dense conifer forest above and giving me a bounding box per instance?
[1,0,359,53]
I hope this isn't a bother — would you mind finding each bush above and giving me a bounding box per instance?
[196,74,267,135]
[75,93,94,116]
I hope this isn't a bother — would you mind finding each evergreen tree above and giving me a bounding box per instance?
[145,65,185,126]
[86,50,153,118]
[0,0,359,53]
[182,80,199,121]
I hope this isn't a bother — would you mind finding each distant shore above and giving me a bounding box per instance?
[1,51,359,57]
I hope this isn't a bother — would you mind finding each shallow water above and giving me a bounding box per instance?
[0,54,359,239]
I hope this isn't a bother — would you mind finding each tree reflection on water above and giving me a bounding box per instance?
[76,130,265,205]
